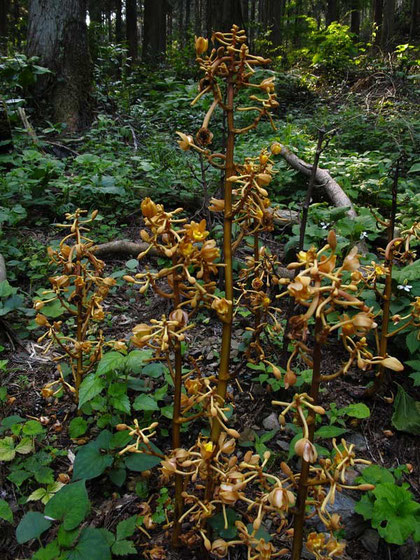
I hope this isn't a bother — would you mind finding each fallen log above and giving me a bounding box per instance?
[275,144,357,218]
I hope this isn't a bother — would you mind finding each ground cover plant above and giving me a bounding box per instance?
[0,10,420,560]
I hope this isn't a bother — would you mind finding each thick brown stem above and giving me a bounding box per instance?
[171,262,184,547]
[210,77,235,444]
[365,158,400,397]
[292,317,323,560]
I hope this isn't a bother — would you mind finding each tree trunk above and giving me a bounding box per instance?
[126,0,138,63]
[194,0,202,36]
[0,0,10,53]
[373,0,383,44]
[350,0,361,37]
[88,0,102,23]
[207,0,244,33]
[27,0,93,132]
[143,0,167,62]
[115,0,122,43]
[266,0,283,47]
[410,0,419,40]
[381,0,395,49]
[326,0,339,25]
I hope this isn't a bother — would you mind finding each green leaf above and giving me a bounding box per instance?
[393,259,420,283]
[27,488,48,502]
[66,528,111,560]
[124,452,162,472]
[16,512,52,544]
[15,437,34,454]
[32,540,61,560]
[126,350,153,374]
[133,394,159,411]
[69,417,88,439]
[73,442,113,481]
[109,468,126,487]
[141,362,165,379]
[44,480,90,531]
[22,420,44,436]
[112,539,137,555]
[392,384,420,435]
[208,508,240,539]
[110,394,131,414]
[34,466,54,484]
[0,436,15,461]
[371,483,420,544]
[357,464,394,485]
[58,525,79,548]
[0,498,13,522]
[408,162,420,173]
[1,415,24,429]
[406,330,420,354]
[355,493,375,520]
[78,374,106,408]
[110,430,132,450]
[314,426,347,439]
[342,403,370,419]
[0,280,15,298]
[96,352,127,375]
[116,515,137,540]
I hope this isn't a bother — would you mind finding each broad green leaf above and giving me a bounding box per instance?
[208,508,240,539]
[78,374,106,408]
[44,480,90,530]
[126,350,153,374]
[109,468,126,487]
[16,437,35,455]
[371,483,420,544]
[392,260,420,283]
[133,394,159,411]
[124,452,162,472]
[22,420,44,436]
[357,464,394,485]
[69,417,88,439]
[314,426,347,439]
[0,280,15,298]
[1,415,24,429]
[16,511,52,544]
[0,498,13,522]
[110,394,131,414]
[342,403,370,418]
[32,540,61,560]
[141,362,165,378]
[392,384,420,435]
[406,330,420,354]
[354,493,375,520]
[408,162,420,173]
[110,430,131,450]
[34,466,54,485]
[0,436,15,461]
[116,515,137,540]
[58,525,79,548]
[66,528,111,560]
[73,442,113,481]
[96,352,127,375]
[27,487,48,502]
[112,540,137,555]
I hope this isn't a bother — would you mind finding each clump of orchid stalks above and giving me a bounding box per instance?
[176,25,282,454]
[34,209,119,402]
[270,230,402,559]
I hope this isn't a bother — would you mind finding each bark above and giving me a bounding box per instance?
[350,0,361,37]
[266,0,283,47]
[207,0,244,34]
[410,0,419,40]
[381,0,395,49]
[373,0,383,44]
[274,144,358,217]
[115,0,122,43]
[143,0,167,61]
[126,0,138,63]
[0,0,10,53]
[88,0,102,23]
[27,0,92,132]
[326,0,339,25]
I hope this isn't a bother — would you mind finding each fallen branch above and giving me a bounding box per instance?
[0,253,6,282]
[276,144,357,218]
